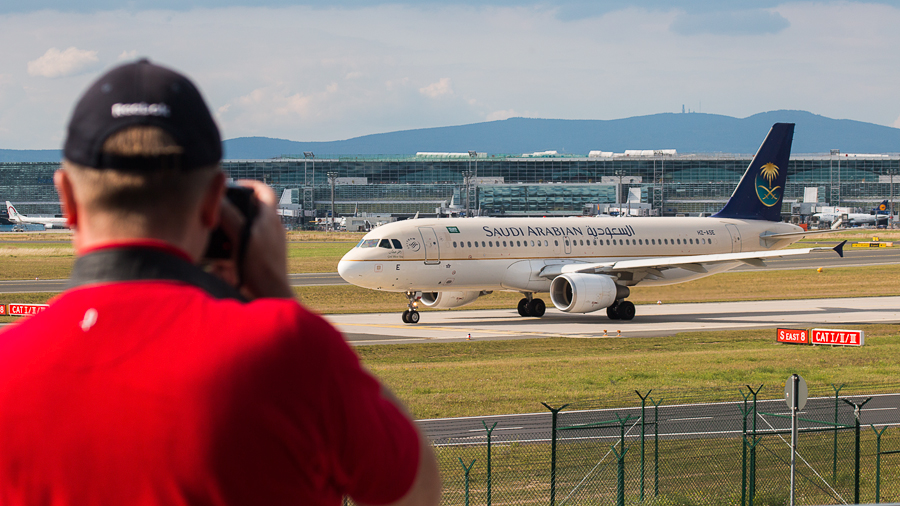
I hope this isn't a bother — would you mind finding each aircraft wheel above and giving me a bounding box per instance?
[517,298,530,317]
[618,301,636,321]
[402,310,410,323]
[527,298,546,317]
[606,304,621,320]
[408,310,420,324]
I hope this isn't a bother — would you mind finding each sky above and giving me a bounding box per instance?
[1,0,899,149]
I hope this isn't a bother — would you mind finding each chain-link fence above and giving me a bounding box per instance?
[420,382,900,505]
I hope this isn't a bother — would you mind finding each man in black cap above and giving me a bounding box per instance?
[0,59,440,506]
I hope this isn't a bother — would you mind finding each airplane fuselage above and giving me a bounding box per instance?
[337,216,803,293]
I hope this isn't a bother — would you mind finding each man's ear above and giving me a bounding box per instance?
[54,168,78,228]
[200,170,227,229]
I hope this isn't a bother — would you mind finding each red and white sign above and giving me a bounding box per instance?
[0,304,5,315]
[810,328,865,346]
[776,328,808,344]
[7,303,49,316]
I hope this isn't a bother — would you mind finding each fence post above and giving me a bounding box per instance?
[746,385,763,506]
[483,421,498,506]
[542,402,569,506]
[870,425,888,504]
[744,435,762,506]
[611,444,629,506]
[842,397,871,505]
[458,458,476,506]
[832,383,845,483]
[739,389,752,506]
[651,396,662,498]
[636,389,652,502]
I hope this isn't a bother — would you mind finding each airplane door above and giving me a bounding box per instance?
[725,224,742,253]
[564,237,572,255]
[419,227,440,264]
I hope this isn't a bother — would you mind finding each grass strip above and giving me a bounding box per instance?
[356,324,900,419]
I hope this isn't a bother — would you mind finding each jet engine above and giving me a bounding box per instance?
[419,291,483,309]
[549,274,626,313]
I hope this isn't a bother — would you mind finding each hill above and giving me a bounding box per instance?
[3,110,898,162]
[222,110,900,158]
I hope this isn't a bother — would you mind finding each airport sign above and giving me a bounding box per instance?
[7,303,48,316]
[0,304,5,315]
[776,328,808,344]
[810,328,864,346]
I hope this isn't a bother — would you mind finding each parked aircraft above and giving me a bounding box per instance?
[338,124,845,323]
[5,201,67,229]
[813,200,891,228]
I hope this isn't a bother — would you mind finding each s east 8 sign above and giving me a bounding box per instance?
[776,328,808,344]
[810,328,864,346]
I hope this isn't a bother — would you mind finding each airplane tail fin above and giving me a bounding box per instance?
[5,201,19,221]
[712,123,794,222]
[876,200,889,214]
[279,189,294,206]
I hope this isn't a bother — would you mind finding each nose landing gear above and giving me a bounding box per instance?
[402,291,420,324]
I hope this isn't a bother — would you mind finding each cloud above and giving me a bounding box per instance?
[118,50,138,60]
[486,109,519,121]
[670,9,790,36]
[419,77,453,98]
[27,47,99,78]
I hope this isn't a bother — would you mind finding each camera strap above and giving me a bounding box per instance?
[69,246,247,301]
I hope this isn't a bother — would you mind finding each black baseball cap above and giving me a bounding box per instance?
[63,58,222,171]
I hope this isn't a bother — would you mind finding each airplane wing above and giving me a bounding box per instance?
[539,241,846,279]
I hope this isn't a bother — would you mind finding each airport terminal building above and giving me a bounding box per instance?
[2,150,899,224]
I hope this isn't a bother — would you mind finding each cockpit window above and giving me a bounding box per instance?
[360,239,379,248]
[391,239,402,249]
[379,239,392,249]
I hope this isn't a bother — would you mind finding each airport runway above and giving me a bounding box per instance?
[418,393,900,445]
[326,296,900,345]
[0,272,346,293]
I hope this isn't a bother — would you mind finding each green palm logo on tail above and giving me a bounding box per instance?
[755,162,781,207]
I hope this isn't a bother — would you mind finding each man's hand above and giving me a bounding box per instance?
[208,180,294,299]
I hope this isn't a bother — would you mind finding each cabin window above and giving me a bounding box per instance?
[467,241,472,247]
[503,241,507,247]
[379,239,392,249]
[606,239,610,245]
[554,240,559,246]
[474,241,479,248]
[391,239,402,249]
[565,239,569,246]
[676,239,681,245]
[453,241,457,248]
[360,239,379,248]
[514,240,519,247]
[488,241,493,247]
[578,239,583,246]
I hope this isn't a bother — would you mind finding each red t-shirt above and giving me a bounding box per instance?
[0,278,419,505]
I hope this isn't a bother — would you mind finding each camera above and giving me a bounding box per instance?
[204,185,258,259]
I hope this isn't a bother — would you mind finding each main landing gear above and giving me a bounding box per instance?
[517,294,546,317]
[606,300,635,321]
[402,291,420,324]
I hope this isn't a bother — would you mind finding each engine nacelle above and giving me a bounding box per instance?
[549,274,626,313]
[419,291,483,309]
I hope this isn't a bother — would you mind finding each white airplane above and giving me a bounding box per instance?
[5,201,67,230]
[338,123,845,323]
[813,200,891,228]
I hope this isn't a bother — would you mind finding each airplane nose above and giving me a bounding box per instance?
[337,257,355,282]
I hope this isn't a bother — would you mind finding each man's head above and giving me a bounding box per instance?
[57,59,225,252]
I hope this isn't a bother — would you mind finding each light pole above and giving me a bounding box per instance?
[468,151,478,217]
[888,169,898,229]
[327,171,338,231]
